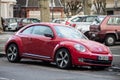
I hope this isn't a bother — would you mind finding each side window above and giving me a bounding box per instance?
[85,16,96,22]
[22,19,28,24]
[107,17,120,25]
[32,26,53,36]
[71,17,82,22]
[21,27,33,34]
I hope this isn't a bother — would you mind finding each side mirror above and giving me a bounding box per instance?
[44,34,54,38]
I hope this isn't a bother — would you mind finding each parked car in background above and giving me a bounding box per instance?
[65,15,86,26]
[17,18,40,30]
[89,15,120,46]
[5,23,113,69]
[65,15,106,38]
[4,18,20,31]
[52,18,66,24]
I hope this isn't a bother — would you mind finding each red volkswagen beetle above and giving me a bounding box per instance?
[5,23,113,69]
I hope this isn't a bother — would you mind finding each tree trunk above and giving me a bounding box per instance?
[40,0,50,22]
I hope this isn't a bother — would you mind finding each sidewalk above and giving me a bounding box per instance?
[0,32,13,57]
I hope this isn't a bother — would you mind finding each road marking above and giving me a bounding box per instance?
[0,77,15,80]
[113,54,120,57]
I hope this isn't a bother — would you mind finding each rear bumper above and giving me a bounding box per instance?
[89,32,105,42]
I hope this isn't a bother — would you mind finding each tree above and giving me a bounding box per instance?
[61,0,82,16]
[61,0,92,16]
[91,0,106,15]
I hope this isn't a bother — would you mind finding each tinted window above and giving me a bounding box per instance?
[22,27,33,34]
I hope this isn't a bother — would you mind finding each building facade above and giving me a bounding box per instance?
[15,0,64,20]
[1,0,16,18]
[106,0,120,15]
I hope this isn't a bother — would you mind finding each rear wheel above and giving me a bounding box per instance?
[105,35,115,46]
[55,48,71,69]
[6,44,21,62]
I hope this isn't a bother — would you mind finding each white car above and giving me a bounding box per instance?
[6,22,18,31]
[65,15,105,38]
[4,18,20,31]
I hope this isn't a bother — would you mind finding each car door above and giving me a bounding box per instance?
[31,25,57,59]
[19,26,34,53]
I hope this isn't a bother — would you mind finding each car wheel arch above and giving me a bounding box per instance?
[6,41,23,55]
[54,47,72,62]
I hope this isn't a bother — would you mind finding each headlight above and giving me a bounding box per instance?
[74,44,86,52]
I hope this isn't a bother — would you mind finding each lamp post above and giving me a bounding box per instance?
[114,0,118,8]
[51,0,54,21]
[0,0,3,33]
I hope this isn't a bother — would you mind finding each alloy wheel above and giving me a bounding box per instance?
[6,44,20,62]
[55,48,71,69]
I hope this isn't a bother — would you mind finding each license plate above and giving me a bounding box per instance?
[98,56,109,60]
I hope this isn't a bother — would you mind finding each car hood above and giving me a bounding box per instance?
[73,39,109,54]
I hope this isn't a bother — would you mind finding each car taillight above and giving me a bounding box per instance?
[71,24,76,27]
[65,21,70,25]
[90,25,100,32]
[18,22,23,27]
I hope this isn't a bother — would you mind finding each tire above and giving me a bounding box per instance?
[6,44,21,62]
[55,48,71,69]
[105,35,115,46]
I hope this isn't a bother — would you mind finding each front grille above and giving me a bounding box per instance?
[83,58,112,65]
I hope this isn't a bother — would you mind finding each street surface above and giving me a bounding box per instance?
[0,32,120,80]
[0,57,120,80]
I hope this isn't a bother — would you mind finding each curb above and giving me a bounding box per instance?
[110,66,120,72]
[0,52,6,57]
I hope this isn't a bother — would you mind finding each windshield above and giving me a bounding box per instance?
[54,26,87,39]
[92,16,106,25]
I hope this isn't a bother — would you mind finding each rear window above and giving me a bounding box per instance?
[107,16,120,25]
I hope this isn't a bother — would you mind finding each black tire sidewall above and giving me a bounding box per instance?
[105,35,115,46]
[6,44,20,62]
[55,48,71,69]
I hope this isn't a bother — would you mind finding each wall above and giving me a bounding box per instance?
[1,0,16,18]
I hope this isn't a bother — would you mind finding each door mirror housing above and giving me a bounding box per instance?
[44,34,54,38]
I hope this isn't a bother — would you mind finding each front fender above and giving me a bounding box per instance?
[5,36,24,55]
[52,41,76,61]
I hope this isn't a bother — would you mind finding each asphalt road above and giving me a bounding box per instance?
[0,57,120,80]
[0,32,120,80]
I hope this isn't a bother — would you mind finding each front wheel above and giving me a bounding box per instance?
[6,44,21,62]
[105,35,115,46]
[55,48,71,69]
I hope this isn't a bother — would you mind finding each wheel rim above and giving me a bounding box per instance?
[56,51,69,68]
[7,45,18,61]
[107,37,114,44]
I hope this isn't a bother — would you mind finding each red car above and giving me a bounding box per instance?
[5,23,113,69]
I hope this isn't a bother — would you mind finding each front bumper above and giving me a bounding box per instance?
[72,50,113,67]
